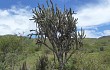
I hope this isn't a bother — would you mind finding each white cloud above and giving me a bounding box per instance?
[103,30,110,36]
[0,10,9,16]
[84,30,103,38]
[0,6,36,36]
[84,29,110,38]
[73,0,110,38]
[75,0,110,27]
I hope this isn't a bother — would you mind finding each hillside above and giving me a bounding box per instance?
[0,35,110,70]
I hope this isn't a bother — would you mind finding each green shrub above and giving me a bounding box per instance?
[36,55,49,70]
[99,47,104,51]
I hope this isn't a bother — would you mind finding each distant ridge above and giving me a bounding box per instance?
[98,35,110,39]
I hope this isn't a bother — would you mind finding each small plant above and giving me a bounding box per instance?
[36,55,49,70]
[99,46,104,51]
[20,61,28,70]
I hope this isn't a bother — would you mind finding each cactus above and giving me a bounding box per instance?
[29,0,85,70]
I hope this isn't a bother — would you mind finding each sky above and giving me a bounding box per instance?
[0,0,110,38]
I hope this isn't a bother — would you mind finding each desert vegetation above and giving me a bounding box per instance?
[0,35,110,70]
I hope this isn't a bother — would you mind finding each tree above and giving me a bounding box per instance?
[28,0,85,70]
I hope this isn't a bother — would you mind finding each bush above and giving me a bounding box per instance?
[36,55,49,70]
[99,47,104,51]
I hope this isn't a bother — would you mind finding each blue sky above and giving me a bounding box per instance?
[0,0,110,38]
[0,0,100,10]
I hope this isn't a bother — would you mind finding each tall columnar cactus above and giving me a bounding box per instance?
[29,0,85,70]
